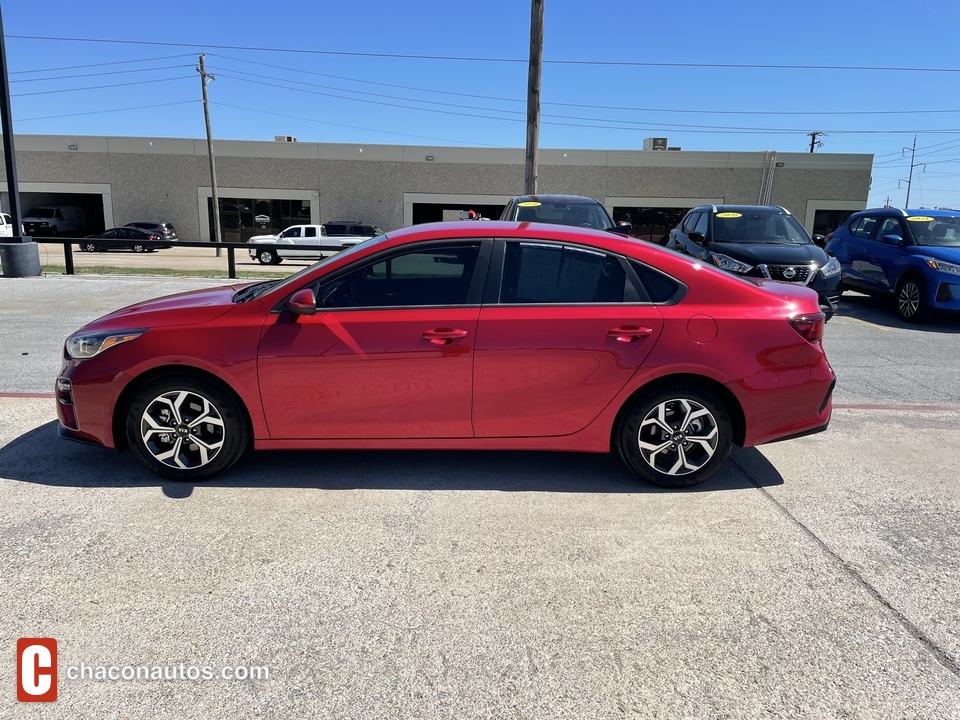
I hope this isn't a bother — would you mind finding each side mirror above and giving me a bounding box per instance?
[688,231,705,243]
[882,234,904,246]
[812,233,827,248]
[607,222,632,236]
[288,288,317,316]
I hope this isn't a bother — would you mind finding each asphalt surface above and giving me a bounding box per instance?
[1,276,959,719]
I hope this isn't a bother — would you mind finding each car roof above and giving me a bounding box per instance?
[848,207,960,220]
[696,205,789,215]
[509,194,605,205]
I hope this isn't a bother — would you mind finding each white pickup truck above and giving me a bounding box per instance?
[247,225,370,265]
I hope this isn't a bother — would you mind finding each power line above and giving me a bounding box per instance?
[16,100,196,123]
[209,54,960,118]
[10,64,194,83]
[210,101,503,147]
[11,75,194,98]
[10,35,960,73]
[214,72,960,136]
[10,53,198,75]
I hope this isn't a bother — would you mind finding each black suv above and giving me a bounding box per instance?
[667,205,842,318]
[500,194,632,236]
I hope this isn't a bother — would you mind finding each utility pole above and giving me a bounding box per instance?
[197,54,222,256]
[902,134,924,209]
[807,131,825,153]
[524,0,543,195]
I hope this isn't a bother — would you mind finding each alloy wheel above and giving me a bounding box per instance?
[636,398,719,476]
[140,390,225,470]
[898,281,921,320]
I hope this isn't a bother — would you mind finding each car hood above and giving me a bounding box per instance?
[74,285,245,334]
[248,233,281,243]
[709,242,828,266]
[905,245,960,263]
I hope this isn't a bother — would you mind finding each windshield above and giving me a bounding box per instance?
[27,208,56,219]
[713,212,811,245]
[511,201,615,230]
[906,215,960,247]
[247,231,392,299]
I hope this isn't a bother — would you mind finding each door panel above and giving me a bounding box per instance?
[258,308,479,439]
[472,305,663,437]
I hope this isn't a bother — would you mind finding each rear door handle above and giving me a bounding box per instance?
[608,326,654,342]
[422,327,469,345]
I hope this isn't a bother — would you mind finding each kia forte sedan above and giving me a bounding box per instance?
[56,221,835,488]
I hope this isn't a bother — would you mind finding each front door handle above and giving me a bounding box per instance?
[608,326,654,343]
[422,327,469,346]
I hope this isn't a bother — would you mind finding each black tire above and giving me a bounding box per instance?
[617,386,732,488]
[125,376,249,481]
[895,275,928,323]
[81,243,98,252]
[257,248,279,265]
[132,244,146,253]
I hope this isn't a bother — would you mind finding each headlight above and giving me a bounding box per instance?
[925,258,960,275]
[820,256,842,278]
[65,330,144,359]
[711,253,754,274]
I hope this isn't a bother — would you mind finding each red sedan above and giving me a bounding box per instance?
[56,221,835,487]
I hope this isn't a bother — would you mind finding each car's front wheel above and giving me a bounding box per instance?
[125,377,249,481]
[257,248,281,265]
[618,387,732,488]
[896,275,928,323]
[81,243,98,252]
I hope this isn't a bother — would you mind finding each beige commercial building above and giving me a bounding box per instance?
[2,134,872,243]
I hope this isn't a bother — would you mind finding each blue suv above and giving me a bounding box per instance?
[826,208,960,322]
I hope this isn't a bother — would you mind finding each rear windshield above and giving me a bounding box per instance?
[510,200,615,230]
[27,208,56,218]
[713,211,811,245]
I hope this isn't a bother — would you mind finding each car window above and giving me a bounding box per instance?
[693,213,708,235]
[304,227,317,238]
[500,242,626,304]
[316,244,480,308]
[629,261,684,303]
[876,218,903,242]
[682,212,701,233]
[850,217,878,240]
[324,224,347,235]
[282,227,301,238]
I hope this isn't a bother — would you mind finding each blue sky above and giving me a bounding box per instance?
[4,0,960,209]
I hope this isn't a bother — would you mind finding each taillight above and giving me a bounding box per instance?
[789,312,825,342]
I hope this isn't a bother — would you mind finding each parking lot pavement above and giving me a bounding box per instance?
[1,277,959,718]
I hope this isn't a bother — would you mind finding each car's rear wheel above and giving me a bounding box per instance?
[81,243,97,252]
[618,387,732,488]
[125,377,249,481]
[896,275,928,323]
[132,244,146,253]
[257,248,281,265]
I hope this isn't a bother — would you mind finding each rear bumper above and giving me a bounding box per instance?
[735,358,836,448]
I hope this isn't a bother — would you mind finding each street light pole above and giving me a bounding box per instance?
[0,4,40,276]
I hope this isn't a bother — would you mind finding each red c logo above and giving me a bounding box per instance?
[16,638,57,702]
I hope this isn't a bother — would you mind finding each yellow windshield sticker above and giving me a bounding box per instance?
[518,201,541,207]
[907,216,934,222]
[716,212,742,218]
